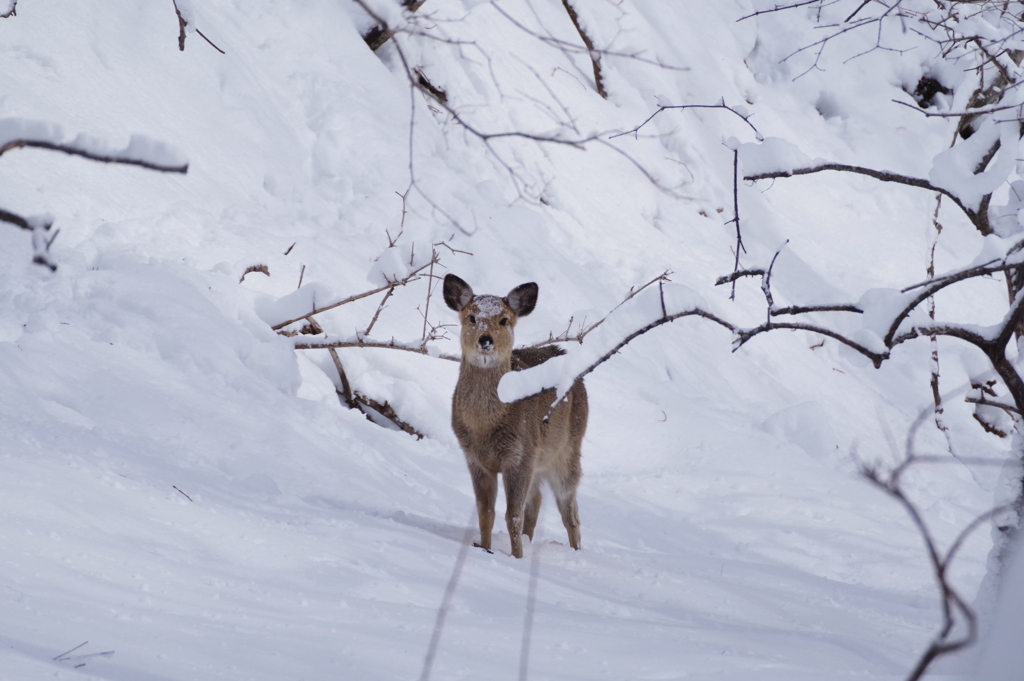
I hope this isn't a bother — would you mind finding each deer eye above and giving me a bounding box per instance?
[468,315,476,324]
[499,318,508,326]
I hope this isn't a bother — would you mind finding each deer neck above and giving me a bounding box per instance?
[456,358,513,428]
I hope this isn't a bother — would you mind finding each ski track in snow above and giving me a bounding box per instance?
[0,1,1013,679]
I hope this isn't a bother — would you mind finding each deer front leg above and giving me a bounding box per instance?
[468,463,498,551]
[503,463,534,559]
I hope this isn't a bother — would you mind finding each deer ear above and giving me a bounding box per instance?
[443,274,474,311]
[507,282,538,317]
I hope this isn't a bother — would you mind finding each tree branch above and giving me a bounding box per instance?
[745,162,984,233]
[610,101,763,141]
[559,0,607,98]
[270,257,436,331]
[0,138,188,174]
[172,0,226,54]
[292,335,459,362]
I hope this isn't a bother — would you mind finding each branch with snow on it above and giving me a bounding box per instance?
[497,281,734,408]
[736,135,1004,234]
[0,118,189,173]
[728,234,1024,419]
[172,0,225,54]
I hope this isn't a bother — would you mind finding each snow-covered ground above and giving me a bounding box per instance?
[0,1,1016,679]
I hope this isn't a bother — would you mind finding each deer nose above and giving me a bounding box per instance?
[478,335,493,349]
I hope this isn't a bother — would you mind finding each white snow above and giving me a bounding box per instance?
[0,1,1019,679]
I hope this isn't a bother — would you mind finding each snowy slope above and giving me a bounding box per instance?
[0,1,1012,679]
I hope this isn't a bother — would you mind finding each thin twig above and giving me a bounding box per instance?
[965,395,1024,415]
[529,271,671,347]
[270,258,435,331]
[610,101,763,141]
[53,642,88,661]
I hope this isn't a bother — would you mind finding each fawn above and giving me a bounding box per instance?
[443,274,588,558]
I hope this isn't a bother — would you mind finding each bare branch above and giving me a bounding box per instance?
[529,270,672,347]
[535,306,735,421]
[737,0,822,22]
[892,97,1024,119]
[172,0,226,54]
[293,335,459,362]
[727,148,745,299]
[559,0,607,98]
[270,257,436,331]
[859,452,1004,681]
[239,264,270,283]
[610,101,763,141]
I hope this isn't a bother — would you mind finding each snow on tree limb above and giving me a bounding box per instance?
[497,282,734,406]
[0,118,188,173]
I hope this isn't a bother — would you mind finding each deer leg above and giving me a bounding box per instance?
[549,468,582,551]
[469,463,498,551]
[523,477,543,542]
[503,464,533,559]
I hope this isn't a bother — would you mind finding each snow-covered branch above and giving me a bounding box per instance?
[172,0,225,54]
[498,282,734,406]
[745,162,983,232]
[0,208,57,271]
[0,119,188,173]
[1,0,16,19]
[0,119,188,270]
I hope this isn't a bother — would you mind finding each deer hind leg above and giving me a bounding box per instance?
[548,464,582,551]
[469,463,498,551]
[522,477,543,542]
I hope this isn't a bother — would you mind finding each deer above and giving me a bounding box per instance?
[443,273,588,559]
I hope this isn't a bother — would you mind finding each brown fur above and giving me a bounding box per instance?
[444,274,588,558]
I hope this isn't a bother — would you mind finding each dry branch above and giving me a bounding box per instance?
[611,101,763,141]
[363,0,426,51]
[861,455,1013,681]
[172,0,226,54]
[559,0,607,98]
[294,335,459,362]
[270,257,436,331]
[328,346,425,438]
[239,264,270,283]
[530,271,671,347]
